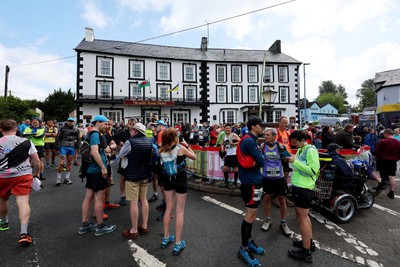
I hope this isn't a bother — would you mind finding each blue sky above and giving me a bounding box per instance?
[1,0,400,105]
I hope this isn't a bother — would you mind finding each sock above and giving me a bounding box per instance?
[241,220,253,247]
[66,172,71,179]
[234,172,238,184]
[20,224,28,235]
[224,172,229,183]
[57,173,62,179]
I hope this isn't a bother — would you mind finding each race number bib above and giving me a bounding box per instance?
[267,167,281,177]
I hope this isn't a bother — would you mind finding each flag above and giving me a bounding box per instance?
[138,79,150,89]
[167,83,179,93]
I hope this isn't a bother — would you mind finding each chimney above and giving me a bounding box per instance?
[85,27,95,42]
[268,40,281,53]
[200,37,208,51]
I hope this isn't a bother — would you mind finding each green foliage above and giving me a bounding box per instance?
[0,96,39,122]
[38,88,75,122]
[356,79,376,110]
[318,80,337,94]
[316,93,347,113]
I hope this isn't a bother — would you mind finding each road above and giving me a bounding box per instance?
[0,162,399,267]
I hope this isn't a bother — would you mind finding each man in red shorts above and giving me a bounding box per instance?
[0,119,40,246]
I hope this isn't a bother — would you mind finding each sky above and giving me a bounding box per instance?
[1,0,400,105]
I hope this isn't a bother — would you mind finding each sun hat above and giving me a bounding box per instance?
[131,123,146,135]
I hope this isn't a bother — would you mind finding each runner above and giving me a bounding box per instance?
[0,119,40,246]
[44,120,58,168]
[23,117,46,180]
[219,123,240,189]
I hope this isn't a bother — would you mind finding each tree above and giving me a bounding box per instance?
[356,79,376,110]
[39,88,75,122]
[318,80,337,94]
[316,93,346,113]
[0,96,39,122]
[337,84,348,104]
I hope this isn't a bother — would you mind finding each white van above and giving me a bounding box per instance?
[317,117,351,127]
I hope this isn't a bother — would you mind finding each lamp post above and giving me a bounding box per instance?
[303,63,310,125]
[262,87,278,122]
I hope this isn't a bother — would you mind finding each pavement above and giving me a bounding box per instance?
[187,176,242,196]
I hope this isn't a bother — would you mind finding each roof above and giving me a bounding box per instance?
[374,68,400,90]
[74,39,301,64]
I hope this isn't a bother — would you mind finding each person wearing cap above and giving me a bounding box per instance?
[119,123,153,239]
[55,118,81,185]
[23,117,47,180]
[286,130,320,263]
[326,143,354,177]
[237,116,267,267]
[79,115,116,237]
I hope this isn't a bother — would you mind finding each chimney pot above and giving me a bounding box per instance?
[85,27,95,42]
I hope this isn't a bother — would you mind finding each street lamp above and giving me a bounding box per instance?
[303,63,310,125]
[262,87,278,122]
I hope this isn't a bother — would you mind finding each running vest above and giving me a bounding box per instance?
[262,142,284,179]
[224,133,237,156]
[24,127,45,147]
[44,127,57,143]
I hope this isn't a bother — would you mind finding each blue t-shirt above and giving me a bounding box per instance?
[87,131,108,174]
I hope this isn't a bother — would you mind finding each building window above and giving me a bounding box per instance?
[158,85,169,100]
[248,65,258,83]
[231,65,242,83]
[264,65,273,82]
[185,86,196,102]
[97,57,113,77]
[232,86,241,103]
[101,109,123,123]
[249,86,258,103]
[216,65,227,83]
[280,87,289,103]
[220,110,236,124]
[274,110,282,123]
[131,83,142,97]
[98,81,112,99]
[217,86,226,102]
[278,66,288,83]
[183,64,196,82]
[129,60,144,79]
[157,62,171,81]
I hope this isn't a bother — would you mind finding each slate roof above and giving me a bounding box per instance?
[75,39,301,64]
[374,68,400,91]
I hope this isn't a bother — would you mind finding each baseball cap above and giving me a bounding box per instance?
[131,122,146,135]
[92,115,108,123]
[247,116,267,129]
[327,143,343,151]
[32,117,42,123]
[155,120,167,126]
[67,117,75,122]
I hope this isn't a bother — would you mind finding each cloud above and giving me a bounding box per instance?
[81,0,109,29]
[0,43,75,101]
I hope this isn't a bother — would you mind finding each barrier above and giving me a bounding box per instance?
[187,145,371,181]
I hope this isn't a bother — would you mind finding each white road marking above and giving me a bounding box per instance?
[373,203,400,218]
[128,240,166,267]
[202,195,383,267]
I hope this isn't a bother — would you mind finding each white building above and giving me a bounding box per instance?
[75,28,302,125]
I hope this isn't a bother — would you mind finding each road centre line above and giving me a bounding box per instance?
[202,195,382,267]
[127,240,166,267]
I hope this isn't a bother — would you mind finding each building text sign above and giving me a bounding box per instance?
[123,100,175,106]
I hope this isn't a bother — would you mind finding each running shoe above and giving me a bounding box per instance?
[173,240,186,256]
[292,239,316,252]
[387,191,395,199]
[238,248,261,267]
[103,203,120,209]
[65,179,73,185]
[280,223,294,237]
[122,229,139,239]
[18,233,33,246]
[160,235,175,249]
[261,219,271,232]
[119,197,128,206]
[62,165,66,171]
[45,164,50,169]
[148,194,158,203]
[0,220,10,231]
[50,163,57,167]
[56,178,62,186]
[94,223,116,237]
[248,240,265,255]
[78,222,97,234]
[288,248,312,263]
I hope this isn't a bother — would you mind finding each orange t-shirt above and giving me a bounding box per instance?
[276,128,292,154]
[157,130,164,146]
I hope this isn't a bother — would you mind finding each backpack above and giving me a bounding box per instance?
[78,131,99,180]
[150,139,159,168]
[236,135,256,168]
[160,144,186,180]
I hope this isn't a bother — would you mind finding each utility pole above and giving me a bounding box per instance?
[303,63,310,125]
[4,65,10,98]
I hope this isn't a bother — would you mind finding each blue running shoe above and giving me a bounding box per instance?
[94,223,116,237]
[238,248,262,267]
[78,222,97,234]
[160,235,175,249]
[248,240,265,255]
[173,240,186,256]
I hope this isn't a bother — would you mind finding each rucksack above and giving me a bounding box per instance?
[236,135,256,168]
[78,131,99,180]
[160,144,186,180]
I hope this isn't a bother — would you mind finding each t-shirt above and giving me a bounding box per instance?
[224,133,238,156]
[0,136,37,178]
[276,128,292,154]
[87,131,108,174]
[157,130,164,147]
